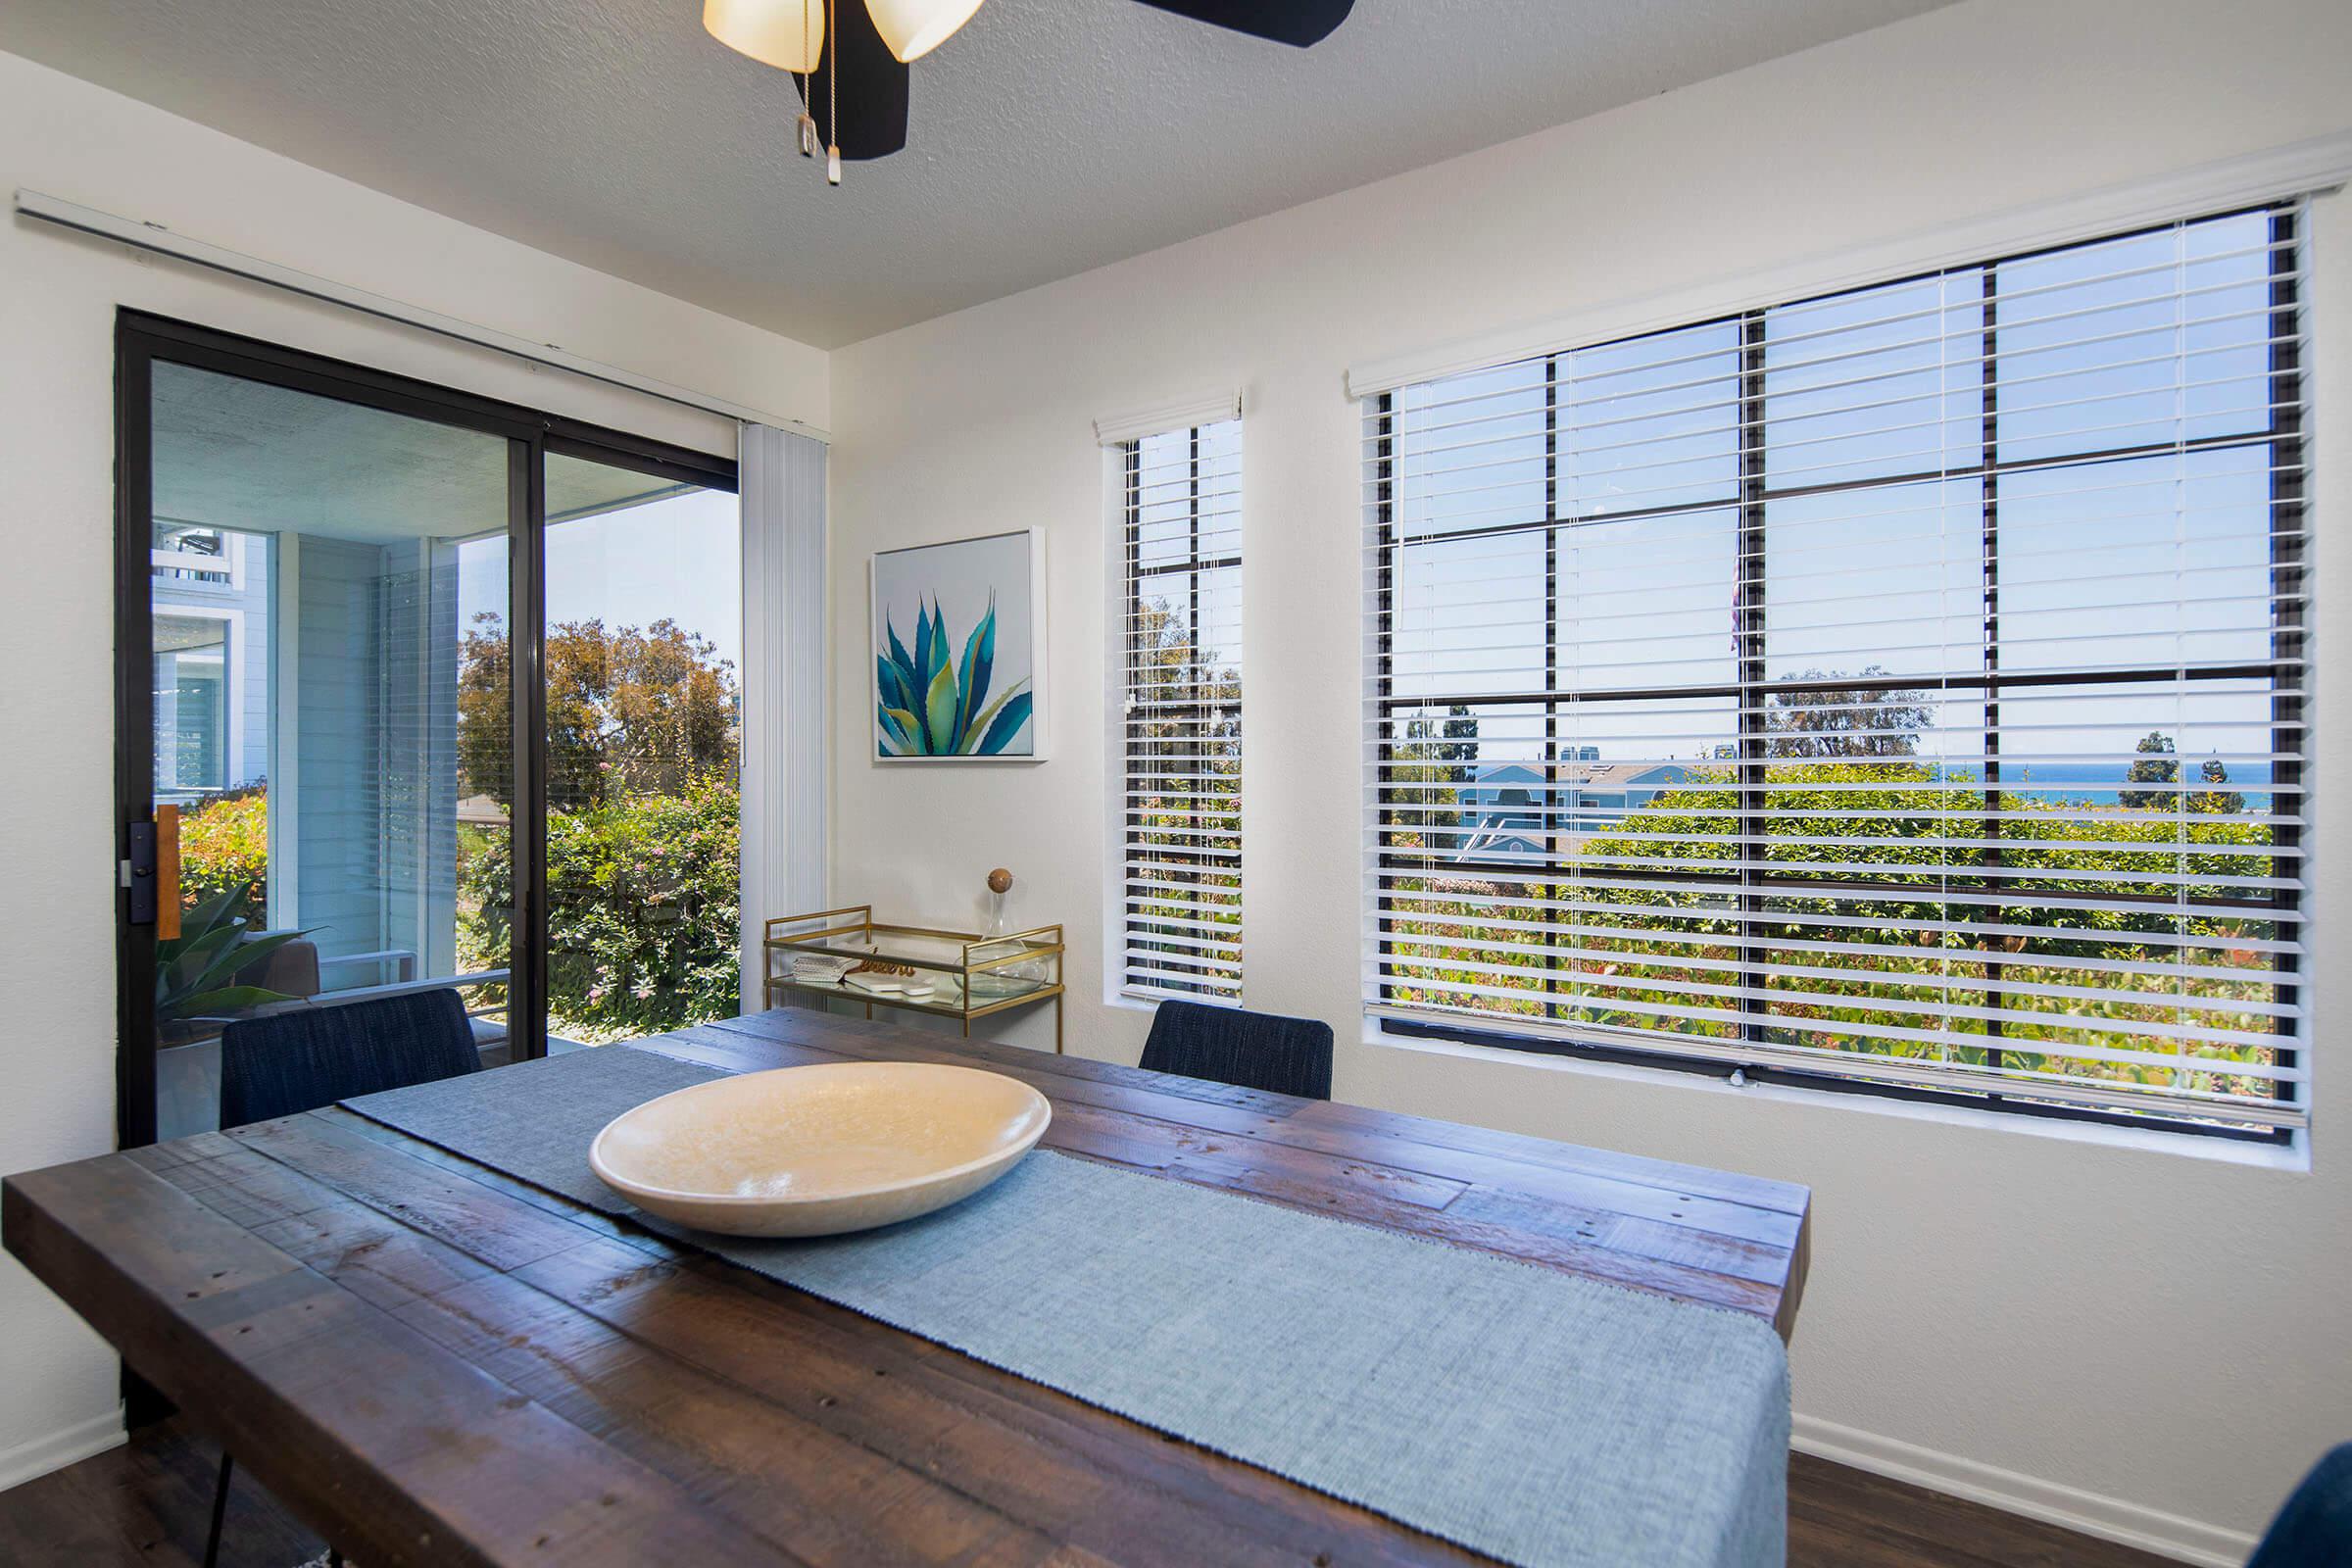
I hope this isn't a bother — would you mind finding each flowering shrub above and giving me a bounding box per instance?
[1381,762,2283,1105]
[178,788,270,923]
[457,774,741,1043]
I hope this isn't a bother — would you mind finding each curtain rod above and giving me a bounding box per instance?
[14,187,829,443]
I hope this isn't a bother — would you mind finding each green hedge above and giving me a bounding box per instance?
[458,774,741,1042]
[1379,762,2282,1102]
[178,789,270,924]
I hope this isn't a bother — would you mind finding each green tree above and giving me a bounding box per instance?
[2193,756,2246,815]
[1386,705,1481,855]
[455,612,512,802]
[457,774,741,1041]
[2119,730,2180,809]
[1765,666,1933,758]
[458,613,740,810]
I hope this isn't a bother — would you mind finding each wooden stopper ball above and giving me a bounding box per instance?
[987,867,1013,895]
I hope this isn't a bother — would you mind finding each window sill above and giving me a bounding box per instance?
[1359,1021,2310,1172]
[1109,987,1244,1013]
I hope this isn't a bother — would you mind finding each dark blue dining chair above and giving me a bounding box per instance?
[220,986,479,1128]
[1139,1000,1333,1101]
[207,987,480,1568]
[2247,1445,2352,1567]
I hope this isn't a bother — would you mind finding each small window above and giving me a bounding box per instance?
[1117,420,1243,1001]
[154,613,229,795]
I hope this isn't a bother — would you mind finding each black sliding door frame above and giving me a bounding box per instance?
[114,311,738,1151]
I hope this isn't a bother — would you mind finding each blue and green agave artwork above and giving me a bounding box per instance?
[876,593,1034,757]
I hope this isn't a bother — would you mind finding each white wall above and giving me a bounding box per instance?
[828,2,2352,1560]
[0,49,827,1486]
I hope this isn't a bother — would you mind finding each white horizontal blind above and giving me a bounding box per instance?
[1122,419,1244,1000]
[1364,206,2309,1133]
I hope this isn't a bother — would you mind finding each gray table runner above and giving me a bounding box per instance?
[345,1045,1788,1568]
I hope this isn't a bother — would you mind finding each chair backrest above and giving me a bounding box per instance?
[220,988,479,1127]
[234,935,321,1000]
[1139,1001,1334,1101]
[2248,1445,2352,1568]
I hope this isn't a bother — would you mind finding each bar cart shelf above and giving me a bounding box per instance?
[761,905,1066,1052]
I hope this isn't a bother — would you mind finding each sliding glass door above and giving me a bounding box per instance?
[118,315,737,1146]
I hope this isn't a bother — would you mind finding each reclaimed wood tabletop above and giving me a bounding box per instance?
[2,1005,1810,1567]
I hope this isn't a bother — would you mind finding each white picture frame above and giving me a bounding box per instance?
[869,527,1048,762]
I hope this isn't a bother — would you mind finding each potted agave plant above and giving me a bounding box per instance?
[156,887,312,1044]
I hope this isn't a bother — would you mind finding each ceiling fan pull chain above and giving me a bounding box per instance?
[797,0,818,158]
[825,0,843,184]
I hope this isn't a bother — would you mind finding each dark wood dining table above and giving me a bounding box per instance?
[4,1006,1810,1567]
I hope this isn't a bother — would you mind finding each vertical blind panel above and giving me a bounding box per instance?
[1124,420,1244,1000]
[1363,206,2308,1131]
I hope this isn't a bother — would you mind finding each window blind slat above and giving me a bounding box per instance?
[1364,203,2308,1136]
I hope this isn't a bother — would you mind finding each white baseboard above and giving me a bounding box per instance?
[1792,1413,2258,1568]
[0,1408,126,1493]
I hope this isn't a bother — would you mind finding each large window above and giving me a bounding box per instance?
[1119,419,1244,1001]
[1366,207,2306,1137]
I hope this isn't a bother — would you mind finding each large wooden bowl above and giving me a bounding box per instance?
[588,1060,1052,1238]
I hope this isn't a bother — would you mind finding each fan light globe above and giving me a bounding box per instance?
[867,0,985,62]
[703,0,824,73]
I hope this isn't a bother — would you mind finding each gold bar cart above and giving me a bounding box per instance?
[761,905,1066,1052]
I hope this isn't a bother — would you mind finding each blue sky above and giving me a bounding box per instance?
[458,481,742,677]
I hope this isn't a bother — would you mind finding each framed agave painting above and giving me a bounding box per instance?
[870,528,1047,761]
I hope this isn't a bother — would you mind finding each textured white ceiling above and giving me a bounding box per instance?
[2,0,1950,348]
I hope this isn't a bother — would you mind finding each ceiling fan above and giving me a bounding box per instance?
[703,0,1357,182]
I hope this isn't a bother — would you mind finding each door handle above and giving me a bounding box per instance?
[157,805,180,940]
[126,806,181,937]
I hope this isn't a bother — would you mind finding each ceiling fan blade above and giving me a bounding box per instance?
[1131,0,1354,47]
[795,2,908,160]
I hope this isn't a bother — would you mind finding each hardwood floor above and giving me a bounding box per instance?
[0,1420,321,1567]
[0,1419,2183,1568]
[1787,1454,2181,1568]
